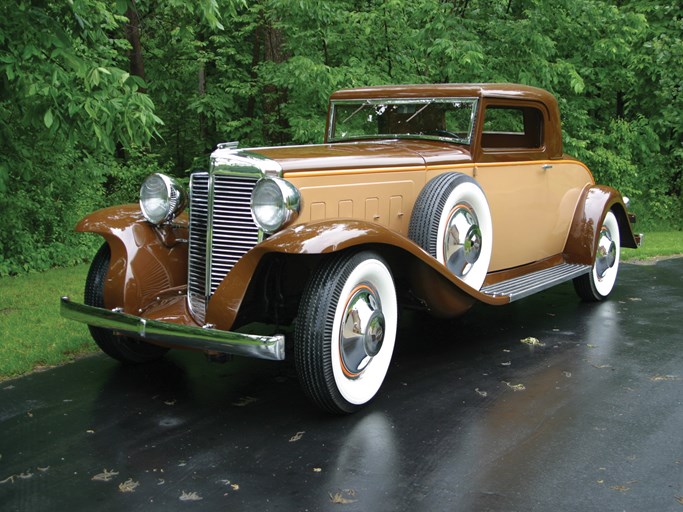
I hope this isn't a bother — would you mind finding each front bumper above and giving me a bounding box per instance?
[60,297,285,361]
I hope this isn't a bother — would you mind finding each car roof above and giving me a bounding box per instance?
[329,83,556,105]
[329,83,564,159]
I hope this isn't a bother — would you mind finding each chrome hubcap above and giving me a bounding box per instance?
[595,225,616,278]
[340,285,385,378]
[444,203,482,278]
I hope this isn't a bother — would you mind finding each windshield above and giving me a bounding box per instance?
[328,98,478,144]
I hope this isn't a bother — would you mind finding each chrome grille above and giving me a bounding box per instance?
[188,172,259,323]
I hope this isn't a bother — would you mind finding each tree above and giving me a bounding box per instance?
[0,1,161,274]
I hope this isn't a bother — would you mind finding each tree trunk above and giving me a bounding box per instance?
[125,1,146,88]
[261,18,290,145]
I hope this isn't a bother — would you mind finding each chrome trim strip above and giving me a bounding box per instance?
[481,263,591,302]
[61,297,285,361]
[204,172,216,303]
[187,172,210,322]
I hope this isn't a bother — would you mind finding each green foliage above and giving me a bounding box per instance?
[1,0,681,275]
[0,2,161,155]
[0,1,162,275]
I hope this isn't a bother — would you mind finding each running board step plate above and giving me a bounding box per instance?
[481,263,591,302]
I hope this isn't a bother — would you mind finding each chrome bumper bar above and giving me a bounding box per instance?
[60,297,285,361]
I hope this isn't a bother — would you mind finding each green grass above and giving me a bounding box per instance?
[0,264,95,381]
[621,231,683,261]
[0,230,681,381]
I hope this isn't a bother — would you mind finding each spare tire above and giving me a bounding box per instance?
[408,172,493,290]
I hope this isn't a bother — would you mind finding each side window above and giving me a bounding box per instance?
[481,106,543,149]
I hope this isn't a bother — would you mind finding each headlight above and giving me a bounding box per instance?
[251,177,300,233]
[139,173,187,225]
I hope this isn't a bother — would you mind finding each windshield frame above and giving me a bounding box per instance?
[327,97,479,145]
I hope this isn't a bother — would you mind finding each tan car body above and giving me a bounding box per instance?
[71,83,638,342]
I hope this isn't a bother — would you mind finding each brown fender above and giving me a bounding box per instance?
[76,204,189,314]
[206,220,508,330]
[563,185,638,266]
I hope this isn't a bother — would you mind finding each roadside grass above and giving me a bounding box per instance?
[621,231,683,261]
[0,230,681,381]
[0,264,95,381]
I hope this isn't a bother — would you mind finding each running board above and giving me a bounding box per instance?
[481,263,591,302]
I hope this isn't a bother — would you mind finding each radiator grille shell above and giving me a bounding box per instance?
[187,172,260,324]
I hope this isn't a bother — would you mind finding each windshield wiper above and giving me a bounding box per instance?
[341,100,372,124]
[405,100,433,123]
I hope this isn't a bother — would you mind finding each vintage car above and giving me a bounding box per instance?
[61,83,640,413]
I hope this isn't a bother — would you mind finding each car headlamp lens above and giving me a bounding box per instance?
[139,173,187,225]
[251,177,300,233]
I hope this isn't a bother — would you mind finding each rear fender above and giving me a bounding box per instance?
[76,204,188,313]
[207,220,507,330]
[563,185,638,265]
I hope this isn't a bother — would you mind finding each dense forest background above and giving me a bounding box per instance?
[0,0,681,275]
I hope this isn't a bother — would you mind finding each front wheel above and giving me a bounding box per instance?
[573,210,621,302]
[85,244,168,363]
[294,251,398,414]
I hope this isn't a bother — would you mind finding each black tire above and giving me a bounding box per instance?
[574,211,621,302]
[84,244,168,363]
[294,251,398,414]
[408,172,493,290]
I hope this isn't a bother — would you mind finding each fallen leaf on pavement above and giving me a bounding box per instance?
[289,431,305,442]
[503,382,526,392]
[329,489,357,504]
[179,491,203,501]
[92,469,119,482]
[521,337,544,347]
[118,479,139,493]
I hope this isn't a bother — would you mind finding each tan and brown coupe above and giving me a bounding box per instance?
[62,84,640,413]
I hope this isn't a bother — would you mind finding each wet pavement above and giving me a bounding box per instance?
[1,258,682,511]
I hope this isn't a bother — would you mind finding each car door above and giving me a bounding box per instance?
[473,100,592,272]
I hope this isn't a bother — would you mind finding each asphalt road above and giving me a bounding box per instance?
[1,258,682,511]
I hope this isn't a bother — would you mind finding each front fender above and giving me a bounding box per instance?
[76,204,188,313]
[563,185,638,265]
[207,220,507,329]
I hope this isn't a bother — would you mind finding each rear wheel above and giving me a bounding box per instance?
[85,244,168,363]
[574,211,621,302]
[294,251,397,414]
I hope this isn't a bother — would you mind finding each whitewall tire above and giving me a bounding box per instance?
[409,173,493,290]
[574,210,621,301]
[294,251,397,414]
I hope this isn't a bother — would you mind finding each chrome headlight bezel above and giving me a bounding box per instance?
[139,173,187,225]
[250,177,301,234]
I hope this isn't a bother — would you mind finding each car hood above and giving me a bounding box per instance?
[247,140,473,174]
